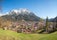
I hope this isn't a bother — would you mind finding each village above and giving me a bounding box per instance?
[1,19,55,34]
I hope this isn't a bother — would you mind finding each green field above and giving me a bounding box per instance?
[0,29,57,40]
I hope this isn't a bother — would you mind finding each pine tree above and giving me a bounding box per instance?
[45,17,48,32]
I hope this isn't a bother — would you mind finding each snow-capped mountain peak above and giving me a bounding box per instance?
[1,8,40,21]
[18,8,31,13]
[12,10,18,13]
[9,8,31,15]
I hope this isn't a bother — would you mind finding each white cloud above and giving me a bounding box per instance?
[0,13,5,16]
[0,12,9,16]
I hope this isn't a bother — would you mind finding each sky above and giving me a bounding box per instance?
[0,0,57,18]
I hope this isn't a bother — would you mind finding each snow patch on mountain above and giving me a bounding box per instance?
[0,8,35,16]
[9,8,31,15]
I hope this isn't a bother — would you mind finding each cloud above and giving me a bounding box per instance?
[0,13,6,16]
[0,12,9,16]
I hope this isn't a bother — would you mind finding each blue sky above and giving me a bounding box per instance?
[0,0,57,18]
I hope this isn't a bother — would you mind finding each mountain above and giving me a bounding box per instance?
[1,8,40,21]
[48,16,57,22]
[53,16,57,22]
[48,18,54,22]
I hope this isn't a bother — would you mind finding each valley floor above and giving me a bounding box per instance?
[0,29,57,40]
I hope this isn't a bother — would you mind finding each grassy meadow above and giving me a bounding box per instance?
[0,29,57,40]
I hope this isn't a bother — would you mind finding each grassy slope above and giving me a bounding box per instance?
[0,29,57,40]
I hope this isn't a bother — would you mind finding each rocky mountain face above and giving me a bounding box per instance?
[1,8,40,21]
